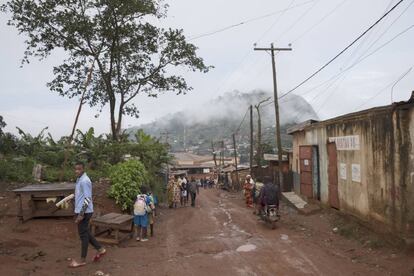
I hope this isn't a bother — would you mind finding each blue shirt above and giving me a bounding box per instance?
[75,173,94,214]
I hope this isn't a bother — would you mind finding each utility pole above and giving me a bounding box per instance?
[249,105,254,177]
[254,43,292,191]
[255,97,271,167]
[161,131,171,185]
[232,133,239,191]
[183,126,187,152]
[211,141,217,168]
[221,140,225,168]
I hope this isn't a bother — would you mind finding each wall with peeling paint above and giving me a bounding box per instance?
[289,101,414,240]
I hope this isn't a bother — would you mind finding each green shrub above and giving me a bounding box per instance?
[108,160,148,211]
[0,157,35,182]
[42,166,74,182]
[87,163,112,183]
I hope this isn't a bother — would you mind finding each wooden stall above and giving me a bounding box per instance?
[13,183,75,222]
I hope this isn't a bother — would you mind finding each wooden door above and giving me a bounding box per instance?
[327,142,340,209]
[299,146,313,198]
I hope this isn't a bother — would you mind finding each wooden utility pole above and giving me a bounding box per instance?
[255,97,271,167]
[249,105,254,176]
[211,141,217,167]
[161,131,171,183]
[254,44,292,191]
[59,61,95,181]
[232,133,239,191]
[221,140,225,168]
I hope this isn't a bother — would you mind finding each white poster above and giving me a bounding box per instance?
[351,164,361,182]
[304,159,309,166]
[328,135,360,151]
[340,163,347,180]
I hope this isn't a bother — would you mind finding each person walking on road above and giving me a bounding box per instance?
[69,162,106,268]
[196,179,201,194]
[180,177,188,207]
[189,177,198,207]
[243,175,255,208]
[167,176,175,208]
[173,178,181,208]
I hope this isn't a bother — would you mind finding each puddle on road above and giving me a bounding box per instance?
[236,244,257,252]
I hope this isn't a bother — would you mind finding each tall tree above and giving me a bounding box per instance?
[3,0,210,140]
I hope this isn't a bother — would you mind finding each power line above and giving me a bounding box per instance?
[234,107,250,133]
[291,0,348,43]
[306,23,414,98]
[351,0,414,64]
[188,0,315,41]
[274,8,414,107]
[274,0,320,43]
[254,0,297,45]
[355,66,413,111]
[279,0,405,99]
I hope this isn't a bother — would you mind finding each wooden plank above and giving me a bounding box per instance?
[93,213,120,223]
[111,214,133,225]
[13,183,75,193]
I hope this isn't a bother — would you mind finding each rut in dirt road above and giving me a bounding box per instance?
[134,189,399,276]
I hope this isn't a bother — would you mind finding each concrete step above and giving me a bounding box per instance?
[282,192,321,215]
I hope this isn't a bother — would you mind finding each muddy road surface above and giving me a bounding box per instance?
[0,189,412,275]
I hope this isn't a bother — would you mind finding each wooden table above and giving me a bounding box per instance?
[91,213,134,244]
[13,183,75,222]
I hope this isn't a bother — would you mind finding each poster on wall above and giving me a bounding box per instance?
[351,164,361,182]
[340,163,347,180]
[328,135,360,150]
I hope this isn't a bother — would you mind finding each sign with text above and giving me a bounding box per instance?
[329,135,360,151]
[340,163,347,180]
[351,164,361,182]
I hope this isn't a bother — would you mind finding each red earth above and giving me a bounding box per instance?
[0,185,413,276]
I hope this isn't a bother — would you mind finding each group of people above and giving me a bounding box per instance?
[243,174,280,216]
[167,175,206,208]
[69,162,159,268]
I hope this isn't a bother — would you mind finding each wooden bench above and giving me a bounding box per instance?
[91,213,134,244]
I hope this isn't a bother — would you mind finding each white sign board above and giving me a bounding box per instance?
[304,159,309,166]
[351,164,361,182]
[203,168,210,173]
[329,135,360,151]
[340,163,347,180]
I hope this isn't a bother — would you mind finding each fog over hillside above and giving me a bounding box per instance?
[128,90,318,154]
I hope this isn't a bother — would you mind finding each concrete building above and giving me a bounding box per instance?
[287,93,414,242]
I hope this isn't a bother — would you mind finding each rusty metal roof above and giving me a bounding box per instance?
[287,92,414,135]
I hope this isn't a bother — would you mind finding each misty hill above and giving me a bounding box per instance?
[129,90,318,158]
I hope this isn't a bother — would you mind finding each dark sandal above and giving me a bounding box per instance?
[92,249,107,262]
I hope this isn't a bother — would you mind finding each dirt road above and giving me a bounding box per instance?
[0,188,412,275]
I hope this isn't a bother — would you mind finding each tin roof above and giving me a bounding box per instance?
[287,92,414,135]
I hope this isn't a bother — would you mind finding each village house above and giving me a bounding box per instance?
[287,93,414,243]
[171,152,236,179]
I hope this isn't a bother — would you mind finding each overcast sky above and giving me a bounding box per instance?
[1,0,413,138]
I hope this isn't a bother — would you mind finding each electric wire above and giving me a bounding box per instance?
[354,66,412,111]
[188,0,315,41]
[279,0,405,99]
